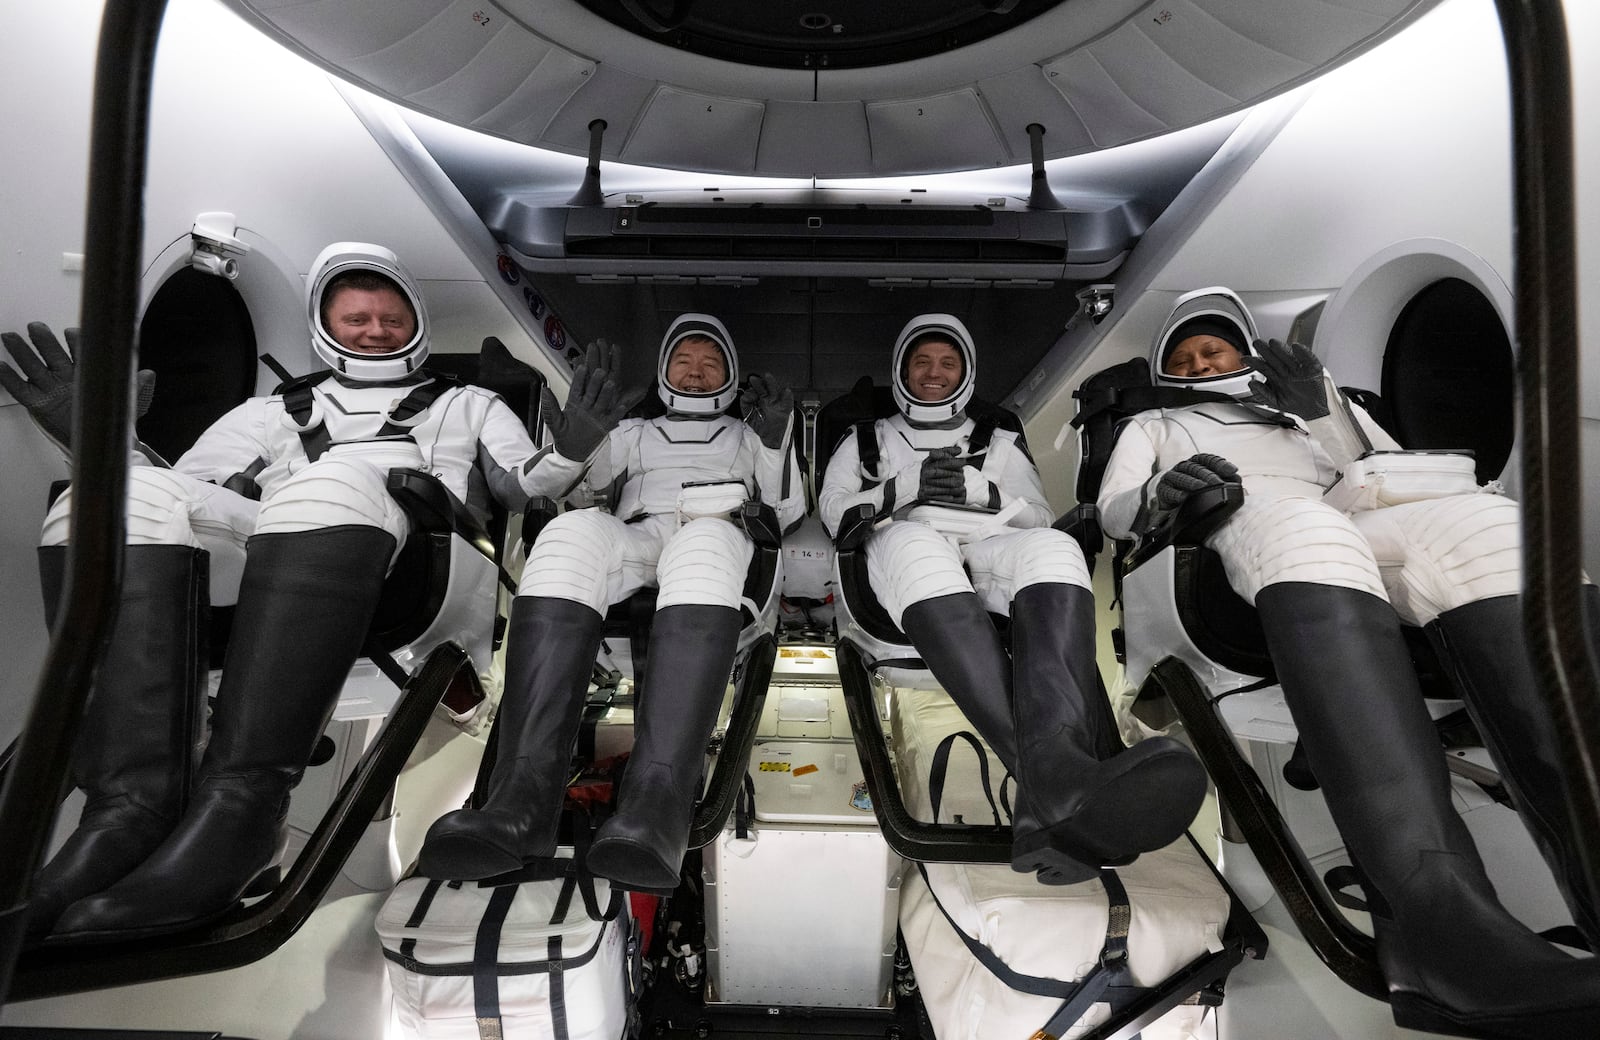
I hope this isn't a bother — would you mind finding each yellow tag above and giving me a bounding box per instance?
[758,761,791,772]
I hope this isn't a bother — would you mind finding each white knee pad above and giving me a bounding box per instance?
[42,468,212,547]
[979,527,1092,595]
[866,521,971,627]
[1354,494,1522,624]
[254,458,410,546]
[656,518,753,610]
[522,509,630,613]
[1209,495,1386,605]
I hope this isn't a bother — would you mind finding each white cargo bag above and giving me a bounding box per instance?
[891,685,1230,1040]
[376,867,634,1040]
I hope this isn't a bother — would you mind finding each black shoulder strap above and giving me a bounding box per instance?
[854,420,882,490]
[279,370,335,462]
[377,371,463,438]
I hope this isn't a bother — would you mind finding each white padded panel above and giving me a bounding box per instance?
[1144,1,1312,100]
[1198,0,1398,65]
[976,66,1098,162]
[622,88,765,172]
[1041,50,1171,148]
[256,0,446,62]
[408,21,557,122]
[541,65,659,158]
[755,101,872,177]
[476,49,596,141]
[865,90,1005,174]
[339,3,511,98]
[225,0,1441,176]
[1078,26,1242,130]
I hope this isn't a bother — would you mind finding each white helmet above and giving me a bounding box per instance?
[891,313,976,423]
[307,242,430,382]
[658,313,738,415]
[1150,287,1260,398]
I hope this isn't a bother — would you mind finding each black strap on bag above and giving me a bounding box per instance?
[473,884,520,1040]
[914,861,1143,1040]
[928,730,1005,826]
[921,732,1147,1039]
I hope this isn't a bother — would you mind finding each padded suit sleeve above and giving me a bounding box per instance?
[1350,401,1404,452]
[749,426,806,532]
[817,430,893,537]
[1096,416,1166,541]
[474,392,578,510]
[175,399,274,485]
[984,431,1055,528]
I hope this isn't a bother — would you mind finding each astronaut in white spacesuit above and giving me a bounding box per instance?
[1097,287,1600,1035]
[818,314,1206,885]
[418,313,803,894]
[2,242,565,939]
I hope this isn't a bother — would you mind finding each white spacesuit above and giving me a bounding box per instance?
[12,242,559,940]
[1096,287,1600,1034]
[419,313,803,894]
[819,313,1205,885]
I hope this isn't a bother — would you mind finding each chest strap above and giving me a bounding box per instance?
[282,371,460,462]
[855,413,1001,491]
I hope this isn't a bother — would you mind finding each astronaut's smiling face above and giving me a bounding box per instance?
[904,339,964,402]
[325,286,417,355]
[666,335,728,393]
[1163,334,1246,379]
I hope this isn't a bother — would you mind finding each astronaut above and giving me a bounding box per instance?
[819,314,1206,885]
[1,243,564,940]
[418,313,803,894]
[1098,287,1600,1035]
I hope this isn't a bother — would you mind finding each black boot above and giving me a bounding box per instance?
[418,597,606,880]
[27,544,208,939]
[1427,591,1600,949]
[52,526,395,940]
[903,591,1204,885]
[1257,582,1600,1038]
[1008,584,1206,879]
[587,604,741,894]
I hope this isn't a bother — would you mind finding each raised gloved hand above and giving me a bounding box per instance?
[1150,453,1241,528]
[739,372,794,449]
[0,323,156,452]
[539,339,640,461]
[1244,338,1328,420]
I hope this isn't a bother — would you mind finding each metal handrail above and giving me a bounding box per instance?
[0,0,170,1005]
[1493,0,1600,913]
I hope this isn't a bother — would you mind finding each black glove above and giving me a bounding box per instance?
[1151,453,1241,526]
[915,446,967,505]
[539,339,640,460]
[739,372,794,449]
[0,323,156,451]
[1244,338,1328,420]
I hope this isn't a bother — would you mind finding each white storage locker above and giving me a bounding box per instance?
[703,740,904,1009]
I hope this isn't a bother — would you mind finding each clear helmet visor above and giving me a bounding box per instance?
[307,242,430,382]
[657,313,738,415]
[1150,287,1260,397]
[891,313,976,422]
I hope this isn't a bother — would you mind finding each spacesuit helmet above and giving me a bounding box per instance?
[891,313,976,423]
[1151,287,1259,398]
[307,242,430,382]
[658,313,738,415]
